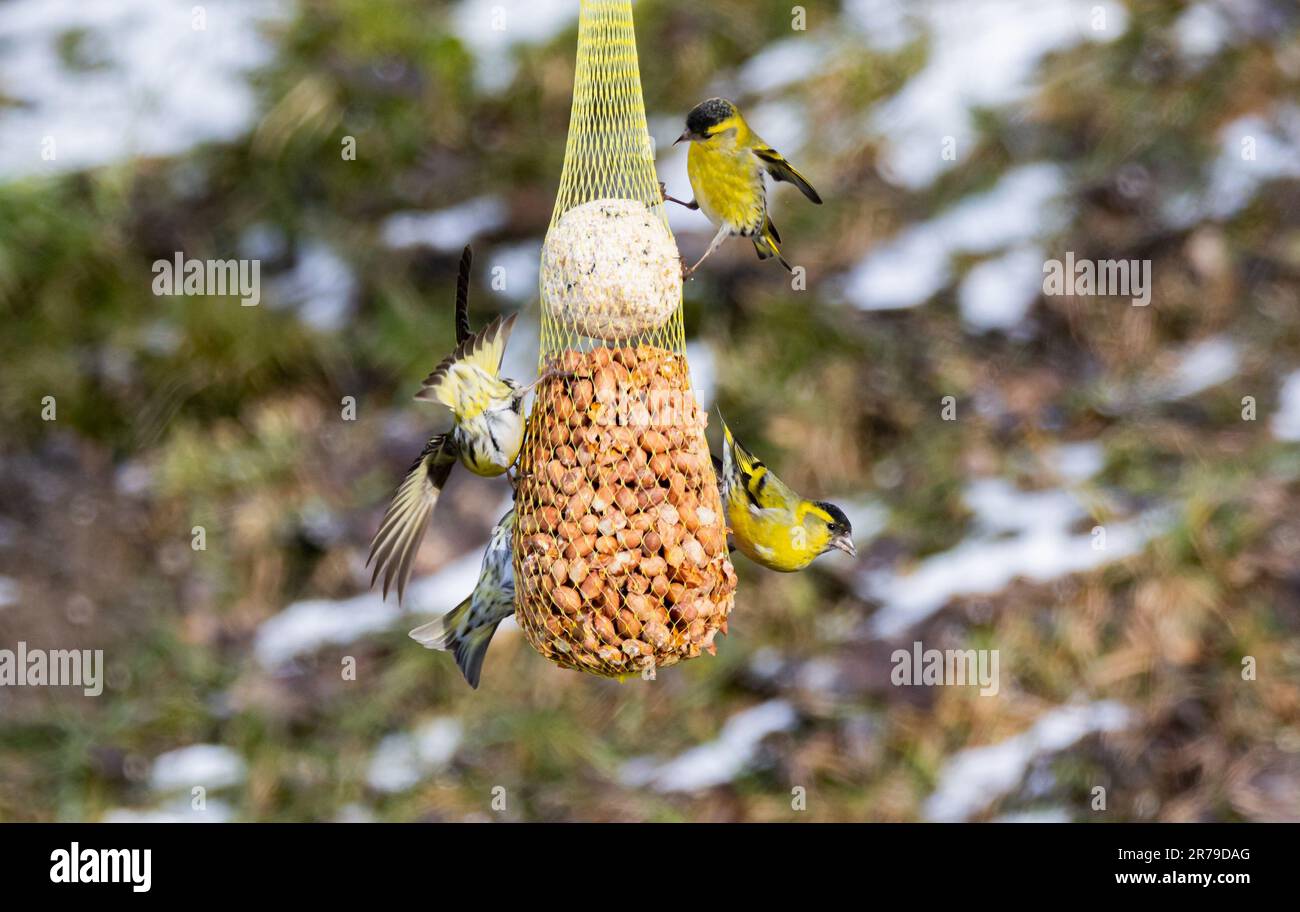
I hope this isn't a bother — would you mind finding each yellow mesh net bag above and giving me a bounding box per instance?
[513,0,737,678]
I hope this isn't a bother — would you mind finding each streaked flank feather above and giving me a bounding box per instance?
[409,509,515,687]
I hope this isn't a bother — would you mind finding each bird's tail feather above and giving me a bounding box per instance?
[409,598,469,652]
[454,245,473,345]
[415,312,517,408]
[453,621,500,689]
[409,599,499,689]
[754,218,792,272]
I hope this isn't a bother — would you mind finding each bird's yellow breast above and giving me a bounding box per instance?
[688,142,766,235]
[725,497,827,573]
[461,445,509,477]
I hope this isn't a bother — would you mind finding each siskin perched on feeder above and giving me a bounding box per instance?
[717,416,856,572]
[368,246,530,602]
[409,508,515,688]
[665,97,822,275]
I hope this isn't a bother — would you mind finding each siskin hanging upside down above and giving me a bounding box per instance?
[368,245,530,603]
[716,416,855,572]
[665,97,822,275]
[409,508,515,688]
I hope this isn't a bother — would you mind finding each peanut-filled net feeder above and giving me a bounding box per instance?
[513,0,737,678]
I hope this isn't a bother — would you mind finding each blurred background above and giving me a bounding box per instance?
[1,0,1298,823]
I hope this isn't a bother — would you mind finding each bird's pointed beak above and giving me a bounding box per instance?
[829,533,857,558]
[674,130,691,146]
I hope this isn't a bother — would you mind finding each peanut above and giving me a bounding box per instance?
[553,586,581,616]
[517,345,738,671]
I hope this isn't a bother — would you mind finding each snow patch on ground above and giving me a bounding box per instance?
[1046,441,1106,484]
[366,717,463,793]
[1159,336,1241,400]
[486,240,542,303]
[255,547,486,667]
[382,196,509,252]
[255,481,516,668]
[1172,2,1231,63]
[992,807,1072,823]
[841,163,1069,312]
[870,0,1128,189]
[102,797,235,823]
[1272,370,1300,442]
[0,0,286,179]
[451,0,577,94]
[842,0,918,52]
[620,700,798,792]
[923,700,1133,821]
[1164,108,1300,227]
[269,241,357,332]
[736,37,831,96]
[958,245,1046,332]
[862,478,1165,638]
[150,744,247,792]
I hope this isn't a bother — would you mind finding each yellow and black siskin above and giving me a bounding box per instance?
[716,416,855,572]
[409,508,516,688]
[666,97,822,274]
[368,246,526,602]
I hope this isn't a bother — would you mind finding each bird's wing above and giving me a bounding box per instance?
[455,245,473,345]
[753,146,823,204]
[368,434,458,602]
[721,418,798,514]
[415,312,518,410]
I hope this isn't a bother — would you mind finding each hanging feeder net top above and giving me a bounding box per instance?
[514,0,736,677]
[540,0,682,351]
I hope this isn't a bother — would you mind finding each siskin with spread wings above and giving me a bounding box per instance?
[367,245,527,603]
[665,97,822,275]
[716,416,855,572]
[409,508,515,688]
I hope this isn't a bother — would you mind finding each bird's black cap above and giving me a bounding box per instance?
[815,501,852,535]
[686,97,737,135]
